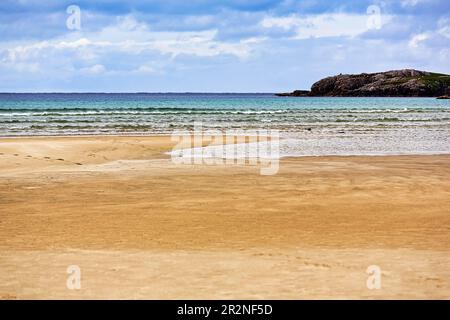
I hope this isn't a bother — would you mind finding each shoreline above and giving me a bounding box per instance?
[2,134,449,158]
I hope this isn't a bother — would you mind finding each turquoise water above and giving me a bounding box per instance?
[1,93,449,155]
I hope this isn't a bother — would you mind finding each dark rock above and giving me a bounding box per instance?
[277,69,450,97]
[437,95,450,99]
[275,90,310,97]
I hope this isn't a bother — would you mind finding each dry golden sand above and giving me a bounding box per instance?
[0,136,449,299]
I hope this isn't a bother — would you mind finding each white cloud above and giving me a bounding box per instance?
[408,33,430,48]
[437,18,450,39]
[0,61,41,73]
[261,13,393,39]
[135,64,156,74]
[0,16,254,76]
[401,0,420,7]
[400,0,434,7]
[79,64,106,75]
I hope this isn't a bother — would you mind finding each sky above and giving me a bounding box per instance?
[0,0,449,92]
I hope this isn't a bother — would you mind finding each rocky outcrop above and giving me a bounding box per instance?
[277,69,450,97]
[275,90,310,97]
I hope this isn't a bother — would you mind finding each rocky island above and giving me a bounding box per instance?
[277,69,450,98]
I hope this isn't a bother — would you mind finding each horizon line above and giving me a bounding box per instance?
[0,92,289,95]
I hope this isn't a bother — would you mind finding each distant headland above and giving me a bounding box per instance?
[276,69,450,98]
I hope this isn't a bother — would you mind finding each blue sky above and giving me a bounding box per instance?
[0,0,449,92]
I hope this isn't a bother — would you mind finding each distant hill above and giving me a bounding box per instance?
[277,69,450,97]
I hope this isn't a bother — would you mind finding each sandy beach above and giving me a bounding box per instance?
[1,136,450,299]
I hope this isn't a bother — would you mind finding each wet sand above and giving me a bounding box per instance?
[1,136,449,299]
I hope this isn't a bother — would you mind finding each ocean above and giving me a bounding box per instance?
[1,93,449,156]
